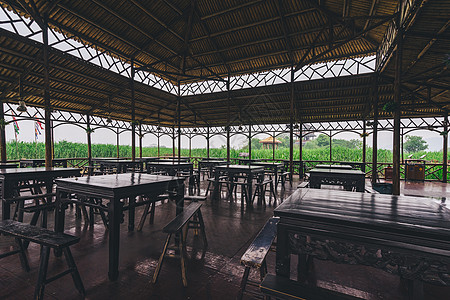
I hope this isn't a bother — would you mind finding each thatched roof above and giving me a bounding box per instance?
[0,0,448,127]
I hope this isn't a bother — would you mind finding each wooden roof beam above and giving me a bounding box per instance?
[56,3,180,72]
[276,0,294,63]
[403,19,450,76]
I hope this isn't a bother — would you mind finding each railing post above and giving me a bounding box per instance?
[0,103,7,162]
[443,115,448,183]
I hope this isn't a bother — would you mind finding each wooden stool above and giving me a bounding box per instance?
[0,220,85,300]
[153,202,207,287]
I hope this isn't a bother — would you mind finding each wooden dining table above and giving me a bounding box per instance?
[309,167,365,192]
[274,188,450,299]
[248,162,284,190]
[0,167,80,220]
[54,173,185,281]
[92,158,142,173]
[212,164,265,205]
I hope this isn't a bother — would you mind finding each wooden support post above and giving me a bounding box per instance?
[131,60,136,161]
[116,130,120,158]
[393,8,403,195]
[289,66,294,176]
[299,122,303,161]
[329,132,332,162]
[0,102,6,162]
[227,76,231,162]
[177,98,181,161]
[272,131,275,160]
[248,125,252,160]
[43,14,52,169]
[157,134,160,157]
[87,115,92,164]
[189,135,191,158]
[206,127,210,159]
[139,124,142,159]
[172,127,176,158]
[444,116,448,183]
[372,75,379,184]
[362,120,366,173]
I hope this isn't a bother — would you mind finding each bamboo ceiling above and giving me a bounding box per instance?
[0,0,448,127]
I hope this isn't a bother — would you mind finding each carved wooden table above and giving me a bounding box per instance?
[309,167,365,192]
[92,158,142,174]
[54,173,185,281]
[274,188,450,299]
[19,158,68,168]
[1,167,81,221]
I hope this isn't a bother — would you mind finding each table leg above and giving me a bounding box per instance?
[275,224,290,278]
[212,170,220,200]
[108,198,123,281]
[274,168,278,191]
[128,196,136,231]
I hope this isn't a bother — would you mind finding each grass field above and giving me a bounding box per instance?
[6,140,448,163]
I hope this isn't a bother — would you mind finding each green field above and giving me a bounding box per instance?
[5,140,447,163]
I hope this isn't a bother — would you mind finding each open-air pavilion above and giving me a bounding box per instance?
[0,0,449,299]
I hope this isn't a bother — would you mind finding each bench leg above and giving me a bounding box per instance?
[237,266,250,300]
[153,233,172,284]
[149,202,156,225]
[63,247,85,297]
[35,245,50,300]
[197,210,208,250]
[179,232,187,287]
[137,203,150,232]
[15,238,30,272]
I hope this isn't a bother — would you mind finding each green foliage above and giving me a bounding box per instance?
[316,134,330,147]
[404,135,428,153]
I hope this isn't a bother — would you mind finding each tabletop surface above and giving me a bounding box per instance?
[274,188,450,240]
[249,162,284,167]
[146,161,193,166]
[199,160,227,164]
[0,167,80,175]
[315,164,353,169]
[92,158,135,163]
[309,168,364,175]
[55,173,181,190]
[216,164,264,170]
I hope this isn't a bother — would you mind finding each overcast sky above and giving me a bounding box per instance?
[4,117,446,153]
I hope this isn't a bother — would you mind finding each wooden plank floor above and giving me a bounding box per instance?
[0,177,449,299]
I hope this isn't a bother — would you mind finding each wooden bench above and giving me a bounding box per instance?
[298,181,310,188]
[260,274,363,300]
[153,202,207,287]
[237,217,279,300]
[0,220,85,300]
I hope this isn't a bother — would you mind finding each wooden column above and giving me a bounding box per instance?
[248,125,252,160]
[226,76,231,161]
[189,135,191,158]
[116,130,119,158]
[299,123,303,161]
[139,124,142,158]
[157,133,160,157]
[372,75,379,184]
[172,126,175,158]
[87,115,92,164]
[130,61,136,161]
[43,15,52,169]
[444,116,448,183]
[177,98,181,161]
[289,66,294,176]
[206,127,210,159]
[362,120,366,173]
[329,132,332,162]
[272,132,276,160]
[0,102,7,162]
[393,8,403,195]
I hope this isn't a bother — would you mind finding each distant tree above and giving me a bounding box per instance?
[404,135,428,153]
[316,134,330,147]
[251,138,262,150]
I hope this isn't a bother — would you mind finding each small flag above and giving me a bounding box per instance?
[36,119,44,130]
[12,116,19,135]
[35,120,41,139]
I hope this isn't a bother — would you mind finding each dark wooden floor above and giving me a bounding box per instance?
[1,177,450,299]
